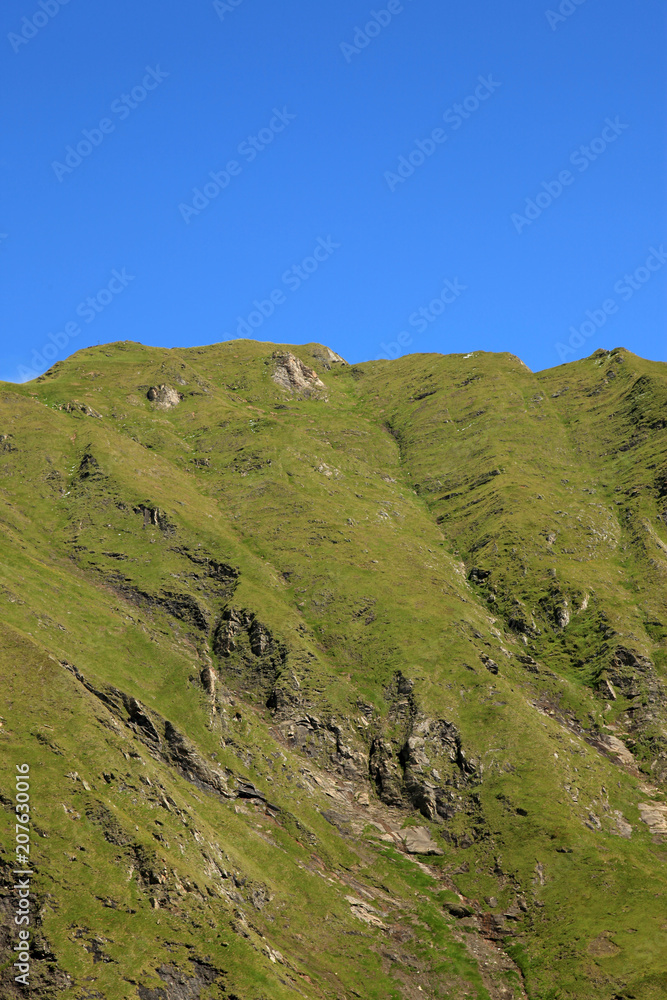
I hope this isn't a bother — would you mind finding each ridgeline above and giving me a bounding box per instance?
[1,340,665,999]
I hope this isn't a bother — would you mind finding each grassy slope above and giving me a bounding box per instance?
[0,339,665,1000]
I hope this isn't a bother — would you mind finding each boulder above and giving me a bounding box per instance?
[147,384,183,409]
[401,826,444,855]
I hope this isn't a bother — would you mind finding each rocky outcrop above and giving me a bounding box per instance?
[638,801,667,839]
[112,579,210,632]
[401,825,444,855]
[311,346,348,370]
[134,504,175,534]
[597,734,635,767]
[271,352,327,399]
[277,669,482,834]
[147,384,183,409]
[400,718,479,819]
[282,715,368,780]
[505,598,540,637]
[609,810,633,839]
[596,677,617,700]
[57,401,103,418]
[606,646,654,698]
[156,591,210,630]
[200,665,217,698]
[368,672,480,834]
[170,546,239,600]
[137,960,221,1000]
[213,608,276,658]
[538,585,572,630]
[77,451,103,480]
[369,738,405,806]
[0,861,70,999]
[60,661,276,809]
[213,607,287,697]
[481,654,499,675]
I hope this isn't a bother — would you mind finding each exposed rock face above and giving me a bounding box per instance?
[147,384,183,409]
[481,654,499,675]
[271,352,327,398]
[77,451,103,480]
[200,666,217,698]
[137,960,220,1000]
[134,504,175,533]
[638,801,667,837]
[213,608,274,658]
[311,346,348,370]
[345,895,387,928]
[518,653,540,674]
[213,607,287,696]
[281,715,368,780]
[369,738,405,807]
[598,734,634,767]
[444,901,474,918]
[57,401,103,418]
[400,718,479,820]
[607,646,654,698]
[609,810,633,839]
[506,598,540,637]
[401,825,444,855]
[0,862,70,999]
[156,591,210,630]
[556,602,570,628]
[170,546,240,598]
[367,673,480,836]
[60,661,257,805]
[597,678,617,700]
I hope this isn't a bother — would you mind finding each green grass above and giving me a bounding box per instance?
[0,340,665,999]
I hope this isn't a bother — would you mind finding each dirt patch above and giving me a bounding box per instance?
[587,933,621,958]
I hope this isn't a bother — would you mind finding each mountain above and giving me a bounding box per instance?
[1,340,666,1000]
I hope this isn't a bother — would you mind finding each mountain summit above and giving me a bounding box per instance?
[1,340,666,999]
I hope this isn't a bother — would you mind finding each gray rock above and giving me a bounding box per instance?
[311,346,348,370]
[147,384,183,409]
[597,678,617,701]
[271,352,327,398]
[638,802,667,835]
[598,734,634,766]
[609,810,632,839]
[401,826,444,855]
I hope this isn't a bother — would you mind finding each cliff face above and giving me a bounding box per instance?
[0,340,665,1000]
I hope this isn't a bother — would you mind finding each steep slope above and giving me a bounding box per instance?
[0,340,665,1000]
[357,347,667,778]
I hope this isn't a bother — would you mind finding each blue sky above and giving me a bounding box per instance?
[1,0,665,381]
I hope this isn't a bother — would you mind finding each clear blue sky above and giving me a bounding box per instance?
[1,0,665,381]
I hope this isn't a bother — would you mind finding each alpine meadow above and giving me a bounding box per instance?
[0,338,666,1000]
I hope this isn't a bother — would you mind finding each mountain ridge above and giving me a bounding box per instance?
[0,339,665,1000]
